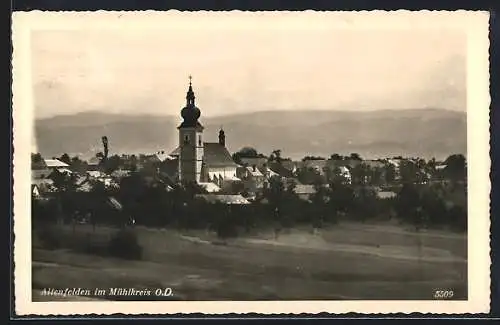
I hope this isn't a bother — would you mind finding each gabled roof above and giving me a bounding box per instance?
[203,142,238,168]
[148,151,175,162]
[246,166,264,177]
[258,165,279,178]
[58,168,73,175]
[169,143,238,168]
[377,191,397,199]
[169,147,180,157]
[44,159,69,168]
[195,194,250,205]
[363,160,386,169]
[293,184,316,195]
[267,162,295,178]
[198,182,221,193]
[156,152,175,162]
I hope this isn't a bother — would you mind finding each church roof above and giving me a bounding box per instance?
[168,142,238,168]
[202,142,238,168]
[169,147,180,157]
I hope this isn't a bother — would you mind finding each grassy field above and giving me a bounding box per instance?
[32,222,467,301]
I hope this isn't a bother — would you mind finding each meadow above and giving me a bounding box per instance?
[32,221,467,301]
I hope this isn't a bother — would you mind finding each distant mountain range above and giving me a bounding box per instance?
[34,108,466,161]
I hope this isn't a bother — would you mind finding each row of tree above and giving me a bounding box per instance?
[33,168,467,240]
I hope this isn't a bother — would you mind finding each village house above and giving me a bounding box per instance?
[195,194,251,205]
[293,184,317,201]
[237,165,266,195]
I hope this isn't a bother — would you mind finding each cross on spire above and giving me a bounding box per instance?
[188,75,192,86]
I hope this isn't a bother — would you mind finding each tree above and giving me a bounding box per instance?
[59,153,71,165]
[443,154,466,182]
[32,153,43,163]
[383,163,396,184]
[310,181,330,229]
[370,167,384,186]
[104,155,122,174]
[399,160,419,184]
[327,181,355,218]
[329,153,343,160]
[296,167,324,185]
[349,153,362,161]
[269,149,283,164]
[302,156,326,161]
[70,156,88,173]
[263,176,286,238]
[232,147,265,165]
[215,205,239,241]
[395,183,422,228]
[352,186,379,222]
[49,169,79,227]
[351,163,371,185]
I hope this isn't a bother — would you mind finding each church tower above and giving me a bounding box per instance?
[178,76,204,183]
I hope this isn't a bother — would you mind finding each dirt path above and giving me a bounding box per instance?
[241,237,465,263]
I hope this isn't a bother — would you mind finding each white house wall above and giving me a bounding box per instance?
[207,167,237,181]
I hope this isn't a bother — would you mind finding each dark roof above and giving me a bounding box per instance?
[280,160,296,171]
[169,143,237,168]
[267,162,295,178]
[203,142,238,168]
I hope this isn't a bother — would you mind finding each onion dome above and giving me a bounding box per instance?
[179,76,203,129]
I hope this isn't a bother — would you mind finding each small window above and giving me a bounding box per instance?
[184,135,189,144]
[198,136,202,146]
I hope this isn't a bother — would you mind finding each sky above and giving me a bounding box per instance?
[30,13,466,119]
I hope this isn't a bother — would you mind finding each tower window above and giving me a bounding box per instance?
[198,136,202,146]
[184,135,189,144]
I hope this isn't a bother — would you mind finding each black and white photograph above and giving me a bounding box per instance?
[12,10,490,315]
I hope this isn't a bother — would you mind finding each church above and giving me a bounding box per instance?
[168,77,240,187]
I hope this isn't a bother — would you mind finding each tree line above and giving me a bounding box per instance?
[33,165,467,244]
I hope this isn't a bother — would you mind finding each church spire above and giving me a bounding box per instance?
[179,75,202,129]
[186,75,195,106]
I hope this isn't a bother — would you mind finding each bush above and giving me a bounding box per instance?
[107,229,143,260]
[36,228,62,250]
